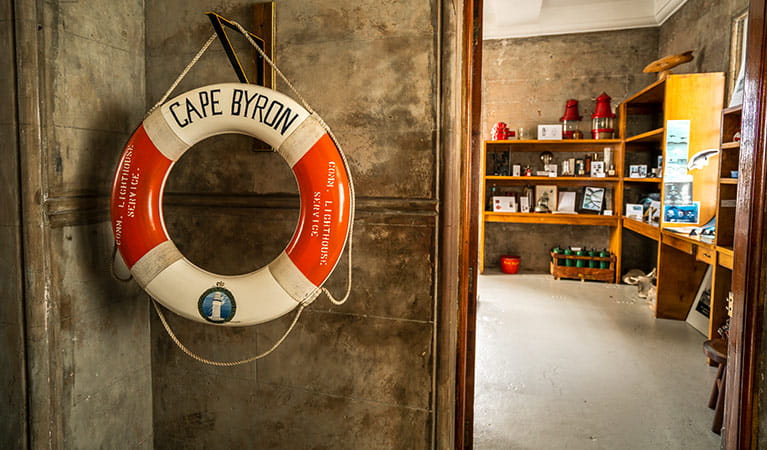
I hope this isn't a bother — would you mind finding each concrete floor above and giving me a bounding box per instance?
[474,274,722,450]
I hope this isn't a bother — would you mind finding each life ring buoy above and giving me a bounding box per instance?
[110,83,352,326]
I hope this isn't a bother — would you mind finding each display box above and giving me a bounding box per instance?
[492,196,517,212]
[538,124,563,140]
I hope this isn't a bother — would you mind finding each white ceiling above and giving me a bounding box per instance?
[483,0,688,39]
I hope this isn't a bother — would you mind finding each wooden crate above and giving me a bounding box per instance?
[549,252,616,282]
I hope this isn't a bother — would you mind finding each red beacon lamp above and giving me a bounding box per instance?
[591,92,616,139]
[559,99,583,139]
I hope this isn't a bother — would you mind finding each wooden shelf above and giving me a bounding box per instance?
[720,178,739,184]
[624,77,665,104]
[622,217,660,241]
[485,176,620,183]
[485,139,621,145]
[721,141,741,149]
[625,128,664,143]
[623,177,662,183]
[484,212,619,226]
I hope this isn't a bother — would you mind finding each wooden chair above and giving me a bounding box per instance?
[702,338,728,434]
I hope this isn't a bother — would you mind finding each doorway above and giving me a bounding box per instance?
[456,0,767,448]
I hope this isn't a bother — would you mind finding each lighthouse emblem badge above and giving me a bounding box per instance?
[197,286,236,324]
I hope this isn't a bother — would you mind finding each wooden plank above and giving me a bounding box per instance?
[718,247,734,269]
[625,127,664,143]
[663,73,725,228]
[623,77,666,104]
[725,2,767,446]
[484,212,619,226]
[622,217,660,241]
[655,241,709,319]
[252,3,275,88]
[710,264,732,340]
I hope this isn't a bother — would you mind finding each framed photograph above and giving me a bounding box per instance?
[581,186,605,213]
[556,191,577,213]
[537,124,563,140]
[512,164,521,177]
[626,203,644,220]
[591,161,605,177]
[492,196,517,212]
[544,164,558,177]
[663,202,700,224]
[629,164,647,178]
[535,185,558,211]
[728,9,749,106]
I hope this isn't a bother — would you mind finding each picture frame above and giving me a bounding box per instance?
[537,124,563,140]
[626,203,644,220]
[629,164,647,178]
[728,9,749,106]
[512,164,521,177]
[534,185,558,211]
[581,186,605,213]
[590,161,605,178]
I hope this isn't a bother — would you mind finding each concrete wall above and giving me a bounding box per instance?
[146,1,445,448]
[481,29,658,271]
[14,0,153,447]
[1,0,27,447]
[658,0,749,77]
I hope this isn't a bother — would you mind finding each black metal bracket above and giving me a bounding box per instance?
[205,11,266,85]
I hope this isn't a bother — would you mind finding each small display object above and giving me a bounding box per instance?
[629,164,648,178]
[544,164,558,177]
[626,203,644,220]
[534,185,558,212]
[664,201,700,224]
[590,161,605,178]
[538,124,563,140]
[575,159,585,176]
[581,186,605,212]
[512,164,521,176]
[520,196,530,213]
[556,191,577,213]
[492,196,517,212]
[561,160,571,176]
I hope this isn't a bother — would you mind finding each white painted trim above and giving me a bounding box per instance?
[655,0,688,25]
[483,0,689,40]
[485,18,658,40]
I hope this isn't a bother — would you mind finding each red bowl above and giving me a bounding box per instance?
[500,255,520,274]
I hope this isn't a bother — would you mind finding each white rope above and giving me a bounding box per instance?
[228,19,356,306]
[146,33,219,117]
[142,21,356,366]
[152,299,305,366]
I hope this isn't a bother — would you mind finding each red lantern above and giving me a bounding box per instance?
[559,99,582,139]
[591,93,616,139]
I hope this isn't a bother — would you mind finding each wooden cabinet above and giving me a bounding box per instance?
[479,139,624,278]
[479,73,726,304]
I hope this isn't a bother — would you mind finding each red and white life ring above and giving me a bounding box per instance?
[110,83,352,326]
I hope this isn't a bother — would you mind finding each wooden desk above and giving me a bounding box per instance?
[656,230,730,340]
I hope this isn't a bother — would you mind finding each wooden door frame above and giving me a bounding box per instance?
[456,0,767,447]
[725,0,767,447]
[455,0,482,448]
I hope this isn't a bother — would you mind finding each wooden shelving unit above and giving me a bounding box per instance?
[479,74,726,302]
[617,73,725,324]
[480,138,624,279]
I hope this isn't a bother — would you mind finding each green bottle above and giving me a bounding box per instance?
[588,249,597,268]
[575,249,586,268]
[599,249,610,269]
[564,247,573,267]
